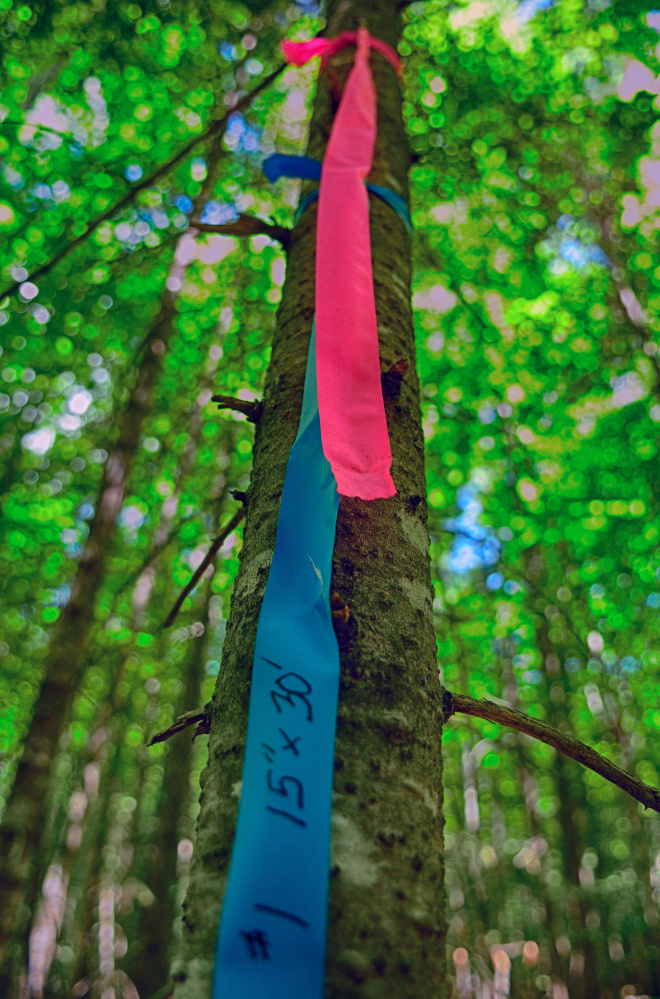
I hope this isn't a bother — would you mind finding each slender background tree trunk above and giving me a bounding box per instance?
[125,584,211,998]
[174,1,447,996]
[0,135,227,992]
[0,324,169,990]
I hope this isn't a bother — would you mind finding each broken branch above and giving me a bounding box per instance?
[192,215,290,250]
[445,690,660,814]
[212,394,263,423]
[148,705,211,746]
[163,506,246,628]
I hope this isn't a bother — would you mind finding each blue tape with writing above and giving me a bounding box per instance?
[213,164,410,998]
[212,322,340,998]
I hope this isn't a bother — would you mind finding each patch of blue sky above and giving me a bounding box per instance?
[219,41,238,61]
[478,406,497,425]
[225,112,261,154]
[242,131,260,153]
[443,482,501,575]
[517,0,553,23]
[174,194,193,213]
[542,215,610,276]
[200,201,239,225]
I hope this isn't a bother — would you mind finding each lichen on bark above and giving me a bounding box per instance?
[173,1,447,995]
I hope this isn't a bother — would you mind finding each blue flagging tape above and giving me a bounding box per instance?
[263,153,413,236]
[212,324,340,999]
[263,152,321,183]
[212,159,411,999]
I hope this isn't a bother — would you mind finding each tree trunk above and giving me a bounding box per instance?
[125,585,212,997]
[0,136,226,990]
[527,549,600,999]
[0,322,168,990]
[174,1,446,997]
[42,739,110,999]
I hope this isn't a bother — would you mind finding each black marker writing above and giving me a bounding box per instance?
[261,655,283,670]
[239,929,270,959]
[254,904,309,928]
[279,728,301,755]
[267,805,307,827]
[270,672,313,721]
[267,770,304,809]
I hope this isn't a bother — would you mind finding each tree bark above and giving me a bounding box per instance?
[174,1,446,997]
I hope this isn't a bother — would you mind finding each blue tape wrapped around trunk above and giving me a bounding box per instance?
[263,153,412,236]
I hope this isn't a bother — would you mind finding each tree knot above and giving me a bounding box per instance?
[441,686,455,722]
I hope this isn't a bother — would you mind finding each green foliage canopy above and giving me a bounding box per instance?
[0,1,659,995]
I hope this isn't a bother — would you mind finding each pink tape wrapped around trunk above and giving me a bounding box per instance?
[282,30,401,500]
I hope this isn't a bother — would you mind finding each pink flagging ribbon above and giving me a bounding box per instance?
[282,29,401,500]
[281,30,402,77]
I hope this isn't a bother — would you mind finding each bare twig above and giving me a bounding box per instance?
[0,65,284,302]
[192,215,291,249]
[0,119,75,138]
[163,507,246,628]
[229,488,249,506]
[444,690,660,813]
[21,56,67,110]
[212,394,263,423]
[148,704,211,746]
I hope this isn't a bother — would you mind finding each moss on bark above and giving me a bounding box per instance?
[174,1,447,995]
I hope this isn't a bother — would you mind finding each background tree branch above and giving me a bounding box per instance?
[163,507,246,628]
[445,690,660,813]
[0,65,283,302]
[192,215,290,249]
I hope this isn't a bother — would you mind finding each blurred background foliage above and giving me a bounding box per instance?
[0,0,659,997]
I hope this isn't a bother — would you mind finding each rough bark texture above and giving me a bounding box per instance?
[173,2,446,997]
